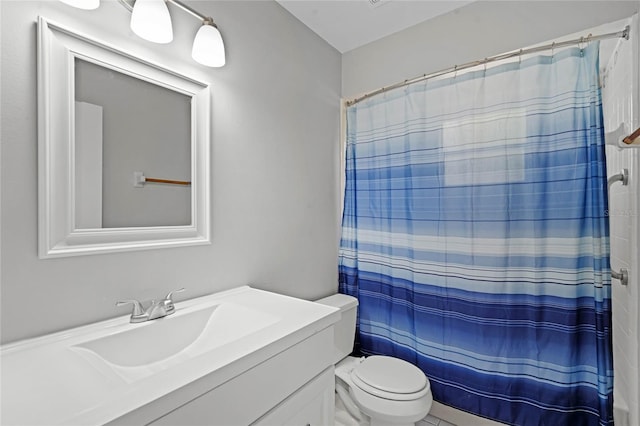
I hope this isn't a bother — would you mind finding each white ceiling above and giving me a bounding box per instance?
[276,0,475,53]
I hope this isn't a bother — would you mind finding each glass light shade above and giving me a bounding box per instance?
[59,0,100,9]
[130,0,173,44]
[192,23,226,68]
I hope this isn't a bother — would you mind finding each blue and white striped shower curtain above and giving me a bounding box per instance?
[338,43,613,426]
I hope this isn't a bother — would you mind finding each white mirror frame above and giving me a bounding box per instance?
[37,17,211,258]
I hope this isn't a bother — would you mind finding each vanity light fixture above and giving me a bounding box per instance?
[130,0,173,44]
[59,0,100,10]
[192,19,226,68]
[58,0,226,67]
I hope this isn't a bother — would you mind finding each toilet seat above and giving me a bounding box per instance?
[335,355,433,425]
[350,356,430,401]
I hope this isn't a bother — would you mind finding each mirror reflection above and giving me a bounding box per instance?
[74,58,192,229]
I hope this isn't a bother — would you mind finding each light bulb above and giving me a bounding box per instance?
[130,0,173,44]
[192,21,226,68]
[59,0,100,10]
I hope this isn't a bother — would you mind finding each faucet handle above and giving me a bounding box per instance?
[162,288,185,315]
[164,288,185,301]
[116,299,145,316]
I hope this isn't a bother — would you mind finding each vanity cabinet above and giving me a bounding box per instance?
[253,367,334,426]
[142,327,335,426]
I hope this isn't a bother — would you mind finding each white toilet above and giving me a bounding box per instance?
[316,294,433,426]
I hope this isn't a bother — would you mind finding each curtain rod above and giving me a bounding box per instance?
[345,26,630,107]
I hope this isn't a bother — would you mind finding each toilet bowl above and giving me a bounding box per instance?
[337,355,433,426]
[316,294,433,426]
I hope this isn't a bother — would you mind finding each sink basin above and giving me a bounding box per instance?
[73,302,279,370]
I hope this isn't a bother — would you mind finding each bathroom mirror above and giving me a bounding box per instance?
[37,17,210,258]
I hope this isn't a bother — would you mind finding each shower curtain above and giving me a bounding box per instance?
[338,42,613,426]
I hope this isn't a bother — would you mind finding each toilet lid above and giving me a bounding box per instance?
[351,356,429,400]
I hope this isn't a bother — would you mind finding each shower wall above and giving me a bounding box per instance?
[602,14,640,426]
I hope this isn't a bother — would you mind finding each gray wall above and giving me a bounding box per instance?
[343,1,640,98]
[1,0,342,343]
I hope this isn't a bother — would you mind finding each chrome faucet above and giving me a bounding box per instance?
[116,288,185,323]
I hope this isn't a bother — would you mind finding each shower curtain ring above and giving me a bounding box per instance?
[518,49,523,64]
[551,42,555,58]
[584,33,592,56]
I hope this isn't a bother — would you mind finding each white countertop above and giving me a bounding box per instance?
[0,286,340,426]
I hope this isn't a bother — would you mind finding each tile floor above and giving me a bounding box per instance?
[419,414,456,426]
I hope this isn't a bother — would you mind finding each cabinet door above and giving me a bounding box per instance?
[253,367,334,426]
[148,329,334,426]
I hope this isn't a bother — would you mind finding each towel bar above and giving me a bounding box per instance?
[623,127,640,145]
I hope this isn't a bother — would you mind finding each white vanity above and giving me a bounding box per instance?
[0,286,340,425]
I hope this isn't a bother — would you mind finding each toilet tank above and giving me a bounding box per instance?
[315,293,358,364]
